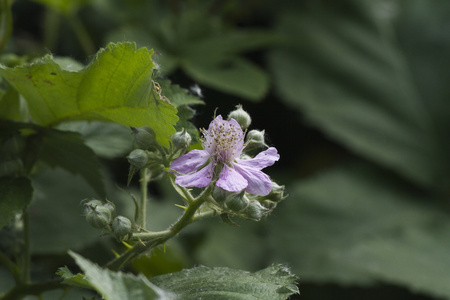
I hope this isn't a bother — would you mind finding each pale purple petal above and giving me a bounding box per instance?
[170,149,209,174]
[174,162,215,188]
[236,147,279,170]
[216,164,248,192]
[233,163,272,196]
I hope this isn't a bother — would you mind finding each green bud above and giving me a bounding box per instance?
[225,191,248,212]
[112,216,132,241]
[104,200,116,215]
[244,130,267,154]
[127,149,149,169]
[86,205,111,229]
[171,129,192,149]
[131,126,156,150]
[265,182,286,203]
[243,200,267,221]
[82,199,103,215]
[228,105,251,129]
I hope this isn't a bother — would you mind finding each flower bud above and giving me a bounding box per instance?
[86,205,111,229]
[243,200,267,221]
[171,129,192,150]
[228,105,251,129]
[265,182,286,203]
[244,130,267,154]
[131,126,156,150]
[225,191,249,212]
[127,149,149,169]
[104,200,116,215]
[112,216,132,241]
[82,199,103,215]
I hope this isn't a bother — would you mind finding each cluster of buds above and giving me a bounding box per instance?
[211,181,287,221]
[82,199,132,241]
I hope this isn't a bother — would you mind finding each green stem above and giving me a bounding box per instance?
[0,278,63,300]
[137,168,150,228]
[43,8,61,52]
[21,209,30,283]
[66,12,95,56]
[0,251,20,283]
[105,185,212,270]
[0,0,13,54]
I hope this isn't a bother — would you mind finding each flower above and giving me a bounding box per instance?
[169,115,279,196]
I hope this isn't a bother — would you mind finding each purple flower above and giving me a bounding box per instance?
[169,115,279,196]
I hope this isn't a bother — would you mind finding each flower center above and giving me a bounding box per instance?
[201,119,244,164]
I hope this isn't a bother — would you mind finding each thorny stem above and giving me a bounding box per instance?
[105,185,213,271]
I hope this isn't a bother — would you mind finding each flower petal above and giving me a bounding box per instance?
[170,149,210,174]
[216,164,248,192]
[174,162,214,188]
[236,147,279,170]
[233,163,272,196]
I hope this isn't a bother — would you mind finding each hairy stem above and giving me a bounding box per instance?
[105,185,212,271]
[137,168,150,228]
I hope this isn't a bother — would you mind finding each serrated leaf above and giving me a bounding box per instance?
[0,42,178,147]
[269,165,450,298]
[57,266,91,289]
[269,1,450,189]
[151,264,298,300]
[0,177,33,229]
[68,251,174,300]
[157,79,204,107]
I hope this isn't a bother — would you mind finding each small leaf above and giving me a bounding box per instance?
[0,177,33,229]
[151,264,299,300]
[68,251,174,300]
[57,266,91,290]
[157,79,204,107]
[0,42,178,147]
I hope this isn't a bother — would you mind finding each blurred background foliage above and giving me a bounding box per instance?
[1,0,450,299]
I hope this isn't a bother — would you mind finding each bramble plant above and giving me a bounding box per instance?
[0,41,298,299]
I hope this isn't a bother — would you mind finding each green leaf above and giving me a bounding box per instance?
[151,264,299,300]
[0,177,32,229]
[38,128,105,197]
[68,251,173,300]
[57,121,133,159]
[0,42,178,147]
[31,0,91,14]
[157,79,204,107]
[184,57,269,101]
[108,11,274,100]
[0,84,25,121]
[57,266,92,290]
[269,1,449,189]
[269,165,450,298]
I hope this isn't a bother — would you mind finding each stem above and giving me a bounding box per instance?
[0,251,20,283]
[0,0,13,54]
[66,12,95,56]
[137,168,150,228]
[105,185,212,270]
[43,8,61,52]
[21,209,30,283]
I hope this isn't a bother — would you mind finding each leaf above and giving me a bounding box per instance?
[29,168,103,254]
[68,251,174,300]
[57,266,92,290]
[31,0,91,14]
[268,0,449,189]
[268,164,450,299]
[0,177,33,229]
[108,11,274,100]
[0,42,178,147]
[151,264,299,300]
[38,128,105,197]
[57,121,133,159]
[184,57,269,101]
[157,79,204,107]
[0,84,24,121]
